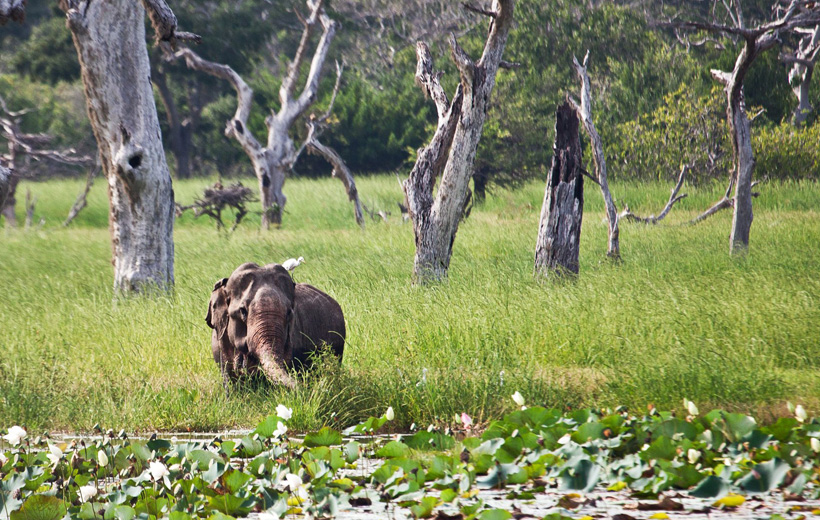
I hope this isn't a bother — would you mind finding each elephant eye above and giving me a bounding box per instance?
[238,307,248,322]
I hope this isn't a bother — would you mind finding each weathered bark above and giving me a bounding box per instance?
[535,102,584,278]
[666,2,820,254]
[170,0,337,229]
[619,164,689,224]
[786,25,820,125]
[403,0,515,283]
[568,52,619,259]
[0,171,18,226]
[64,0,176,292]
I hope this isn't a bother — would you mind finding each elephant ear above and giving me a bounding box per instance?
[206,278,229,337]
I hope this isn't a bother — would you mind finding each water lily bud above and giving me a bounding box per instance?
[149,460,170,481]
[385,407,395,421]
[795,405,808,422]
[512,391,525,407]
[276,404,293,421]
[811,438,820,453]
[97,450,108,467]
[3,426,26,446]
[687,449,701,464]
[686,400,699,416]
[461,413,473,428]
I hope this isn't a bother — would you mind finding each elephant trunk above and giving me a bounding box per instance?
[247,300,296,388]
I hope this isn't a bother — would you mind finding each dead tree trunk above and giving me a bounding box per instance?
[535,102,584,277]
[786,25,820,125]
[403,0,515,283]
[62,0,196,292]
[170,0,337,229]
[667,2,820,255]
[568,52,620,259]
[1,171,18,226]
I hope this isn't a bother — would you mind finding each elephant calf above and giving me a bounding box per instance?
[206,262,345,389]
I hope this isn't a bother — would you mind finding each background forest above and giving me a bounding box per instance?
[2,0,819,195]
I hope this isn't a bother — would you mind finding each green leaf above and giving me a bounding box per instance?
[222,470,253,495]
[344,441,360,463]
[253,415,283,438]
[303,427,343,447]
[109,505,136,520]
[690,475,729,498]
[207,494,254,516]
[572,421,605,444]
[721,413,757,443]
[10,495,66,520]
[558,459,600,493]
[738,458,790,493]
[479,509,513,520]
[409,496,439,519]
[188,450,220,471]
[403,431,455,451]
[641,436,677,462]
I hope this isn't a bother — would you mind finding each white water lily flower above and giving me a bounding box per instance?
[512,391,525,407]
[276,404,293,421]
[4,426,26,445]
[284,473,303,491]
[385,407,395,421]
[78,484,97,503]
[811,438,820,453]
[557,433,571,445]
[461,413,473,428]
[684,399,699,416]
[273,421,288,438]
[0,452,7,466]
[795,405,808,422]
[97,450,109,467]
[46,444,63,466]
[149,460,170,481]
[687,449,701,464]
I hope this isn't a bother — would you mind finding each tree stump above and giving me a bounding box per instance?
[535,102,584,277]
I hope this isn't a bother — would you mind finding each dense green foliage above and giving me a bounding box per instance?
[1,176,819,432]
[2,0,818,186]
[1,403,819,520]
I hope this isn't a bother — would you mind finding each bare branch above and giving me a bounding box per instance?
[620,164,690,224]
[279,0,325,106]
[415,42,451,122]
[168,47,261,153]
[449,32,475,87]
[568,53,620,259]
[64,163,99,226]
[499,60,521,69]
[462,2,497,18]
[140,0,201,46]
[289,5,339,120]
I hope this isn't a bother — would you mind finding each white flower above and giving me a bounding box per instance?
[78,484,97,503]
[461,413,473,428]
[0,452,7,466]
[811,438,820,453]
[687,449,701,464]
[276,404,293,421]
[273,421,287,438]
[284,473,303,491]
[97,450,109,467]
[149,460,170,481]
[512,391,525,407]
[3,426,26,445]
[46,444,63,466]
[795,405,808,422]
[684,399,699,416]
[385,407,395,421]
[557,433,571,445]
[257,512,281,520]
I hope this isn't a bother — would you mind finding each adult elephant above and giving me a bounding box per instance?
[206,262,345,390]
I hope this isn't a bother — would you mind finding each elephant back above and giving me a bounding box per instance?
[288,283,346,368]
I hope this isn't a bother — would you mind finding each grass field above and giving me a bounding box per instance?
[1,175,818,433]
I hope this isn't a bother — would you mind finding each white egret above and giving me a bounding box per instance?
[282,256,305,271]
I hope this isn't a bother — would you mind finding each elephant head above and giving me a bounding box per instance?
[206,262,298,388]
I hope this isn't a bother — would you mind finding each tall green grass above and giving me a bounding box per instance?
[1,176,818,432]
